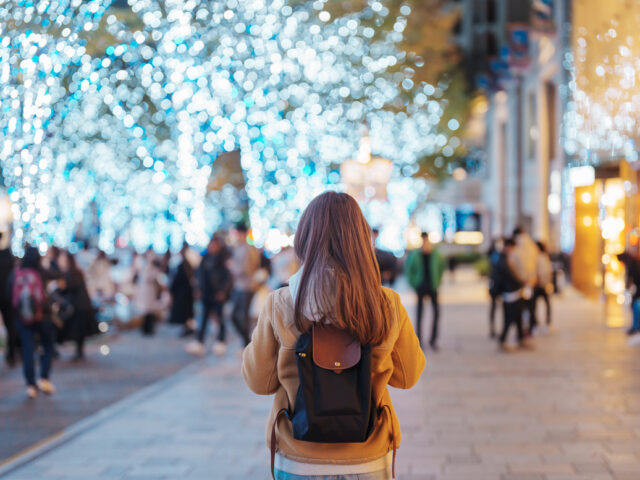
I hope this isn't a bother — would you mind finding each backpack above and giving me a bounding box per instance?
[12,268,45,325]
[270,323,396,478]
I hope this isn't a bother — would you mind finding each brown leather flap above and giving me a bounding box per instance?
[312,323,360,371]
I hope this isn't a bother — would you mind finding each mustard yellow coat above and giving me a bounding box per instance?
[242,286,425,466]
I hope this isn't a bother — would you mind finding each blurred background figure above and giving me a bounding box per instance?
[134,249,162,336]
[168,243,195,337]
[511,227,539,335]
[86,250,116,304]
[186,234,232,356]
[618,251,640,336]
[10,247,56,398]
[487,237,504,339]
[75,243,95,272]
[228,223,260,347]
[493,238,529,352]
[372,228,397,287]
[269,246,298,290]
[533,241,553,331]
[0,236,18,367]
[404,232,446,350]
[56,250,99,361]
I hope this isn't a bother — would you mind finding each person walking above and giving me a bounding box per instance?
[186,235,232,356]
[372,228,397,287]
[493,238,532,352]
[488,238,504,338]
[533,241,553,330]
[134,249,161,336]
[404,232,446,350]
[10,247,56,398]
[511,227,539,335]
[57,250,99,360]
[86,250,116,303]
[618,251,640,336]
[243,192,425,479]
[0,244,18,367]
[168,243,195,336]
[228,223,260,346]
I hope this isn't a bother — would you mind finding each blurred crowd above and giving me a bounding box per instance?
[0,221,588,399]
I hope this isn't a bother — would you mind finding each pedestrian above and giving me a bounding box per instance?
[0,240,18,367]
[269,246,298,290]
[134,249,161,336]
[494,238,532,352]
[10,247,56,398]
[372,228,397,287]
[242,191,425,480]
[168,243,195,337]
[404,232,446,350]
[185,235,232,356]
[533,241,553,330]
[488,237,504,338]
[228,223,260,346]
[511,226,539,334]
[618,251,640,336]
[86,250,116,303]
[57,250,99,360]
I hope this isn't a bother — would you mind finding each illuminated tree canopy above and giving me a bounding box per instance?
[1,0,467,253]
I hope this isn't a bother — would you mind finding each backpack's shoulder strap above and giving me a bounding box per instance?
[270,408,291,479]
[379,404,397,479]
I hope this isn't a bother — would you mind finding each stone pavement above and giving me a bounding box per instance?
[0,324,198,463]
[2,270,640,480]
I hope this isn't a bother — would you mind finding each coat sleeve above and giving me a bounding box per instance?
[241,291,280,395]
[388,294,426,389]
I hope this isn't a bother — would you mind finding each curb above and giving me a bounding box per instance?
[0,358,207,478]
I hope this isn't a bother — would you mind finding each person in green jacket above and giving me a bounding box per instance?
[404,232,446,350]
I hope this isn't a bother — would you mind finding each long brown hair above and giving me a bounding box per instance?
[293,191,392,345]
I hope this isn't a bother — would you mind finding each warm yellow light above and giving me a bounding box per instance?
[602,253,611,264]
[616,294,626,305]
[582,216,593,227]
[406,225,423,250]
[428,231,443,244]
[581,192,592,203]
[453,231,484,245]
[452,168,467,181]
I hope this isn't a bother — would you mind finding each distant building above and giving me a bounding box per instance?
[451,0,568,250]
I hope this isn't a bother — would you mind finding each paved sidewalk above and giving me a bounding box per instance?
[0,324,198,463]
[3,271,640,480]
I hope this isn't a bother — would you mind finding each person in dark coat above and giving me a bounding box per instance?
[618,251,640,335]
[186,234,233,357]
[372,228,397,287]
[488,237,504,339]
[57,250,99,360]
[0,244,18,366]
[169,243,195,336]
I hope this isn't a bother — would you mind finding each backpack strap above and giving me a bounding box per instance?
[379,404,397,479]
[270,408,291,480]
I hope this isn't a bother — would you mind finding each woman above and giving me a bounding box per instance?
[242,192,425,479]
[169,243,195,336]
[11,247,56,398]
[58,250,99,360]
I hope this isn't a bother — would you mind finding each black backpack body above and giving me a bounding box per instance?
[270,323,397,479]
[291,325,377,443]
